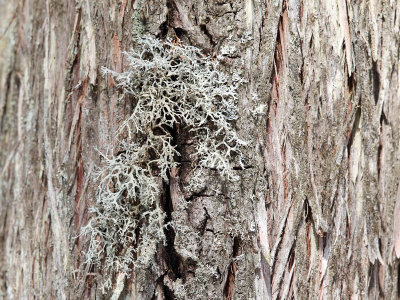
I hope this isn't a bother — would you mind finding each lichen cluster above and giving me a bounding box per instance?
[82,35,245,291]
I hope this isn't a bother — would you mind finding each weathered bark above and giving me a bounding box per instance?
[1,0,400,299]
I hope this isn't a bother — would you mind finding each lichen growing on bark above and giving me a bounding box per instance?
[81,35,245,291]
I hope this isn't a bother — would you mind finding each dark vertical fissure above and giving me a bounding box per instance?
[160,123,182,300]
[347,105,361,156]
[0,71,14,133]
[371,60,380,105]
[163,181,181,280]
[223,237,241,300]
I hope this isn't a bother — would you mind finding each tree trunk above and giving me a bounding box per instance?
[1,0,399,299]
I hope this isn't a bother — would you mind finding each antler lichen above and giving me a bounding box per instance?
[82,35,245,292]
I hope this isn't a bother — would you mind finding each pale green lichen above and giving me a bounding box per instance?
[82,35,245,292]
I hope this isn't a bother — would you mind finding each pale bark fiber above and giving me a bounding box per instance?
[1,0,400,299]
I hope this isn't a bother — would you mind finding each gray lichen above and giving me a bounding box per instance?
[82,35,245,292]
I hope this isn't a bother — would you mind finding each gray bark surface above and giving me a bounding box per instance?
[1,0,400,299]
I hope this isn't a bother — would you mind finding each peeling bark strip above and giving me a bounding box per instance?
[1,0,400,299]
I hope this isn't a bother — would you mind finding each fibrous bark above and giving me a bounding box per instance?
[1,0,400,299]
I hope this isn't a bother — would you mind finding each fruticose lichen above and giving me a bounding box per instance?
[82,35,245,292]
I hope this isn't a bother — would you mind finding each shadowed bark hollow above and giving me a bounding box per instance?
[1,0,400,299]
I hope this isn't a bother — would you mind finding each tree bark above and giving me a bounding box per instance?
[1,0,400,299]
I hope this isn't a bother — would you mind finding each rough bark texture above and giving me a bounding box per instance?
[1,0,400,299]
